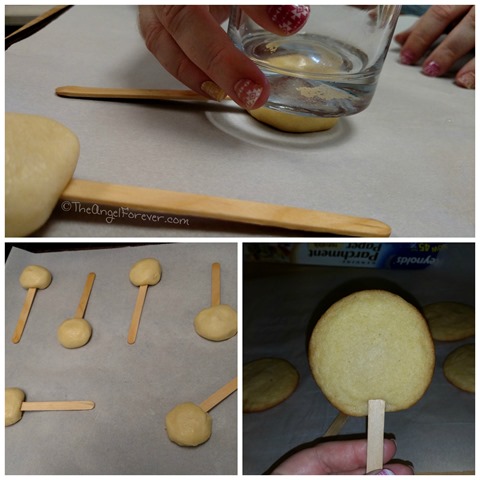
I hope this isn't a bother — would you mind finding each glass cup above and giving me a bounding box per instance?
[228,5,401,117]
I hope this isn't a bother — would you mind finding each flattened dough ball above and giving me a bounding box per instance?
[248,108,338,133]
[5,388,25,426]
[6,112,79,237]
[443,344,475,393]
[57,318,92,348]
[165,402,212,446]
[194,304,237,341]
[309,290,435,417]
[423,302,475,341]
[19,265,52,289]
[243,358,299,412]
[129,258,162,286]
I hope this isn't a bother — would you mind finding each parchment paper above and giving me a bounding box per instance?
[243,243,474,474]
[5,243,237,474]
[5,7,474,237]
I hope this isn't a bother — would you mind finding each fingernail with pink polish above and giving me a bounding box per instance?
[267,5,311,34]
[367,468,395,475]
[400,50,415,65]
[423,61,441,77]
[234,79,263,109]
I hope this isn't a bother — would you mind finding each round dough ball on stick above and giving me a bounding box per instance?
[165,377,237,446]
[443,344,475,393]
[423,302,475,341]
[309,290,435,473]
[127,258,162,344]
[12,265,52,343]
[194,263,237,341]
[57,272,95,348]
[5,387,94,427]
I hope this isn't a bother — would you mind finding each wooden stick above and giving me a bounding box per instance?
[199,377,237,412]
[11,287,37,343]
[21,400,95,411]
[211,263,221,307]
[74,272,96,319]
[366,399,386,473]
[61,179,391,237]
[56,86,213,102]
[128,284,148,344]
[323,412,349,437]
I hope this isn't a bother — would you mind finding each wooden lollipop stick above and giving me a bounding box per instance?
[11,287,37,343]
[323,412,349,437]
[366,399,386,473]
[128,284,148,344]
[199,377,237,413]
[21,400,95,411]
[74,272,96,319]
[211,263,221,307]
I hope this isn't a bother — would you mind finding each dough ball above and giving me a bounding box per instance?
[129,258,162,286]
[194,304,237,341]
[443,344,475,393]
[19,265,52,289]
[165,402,212,446]
[243,358,299,413]
[309,290,435,417]
[247,108,338,133]
[5,112,79,237]
[5,387,25,426]
[57,318,92,348]
[423,302,475,341]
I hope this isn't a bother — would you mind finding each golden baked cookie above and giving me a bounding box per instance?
[422,302,475,341]
[309,290,435,416]
[243,358,299,412]
[443,344,475,393]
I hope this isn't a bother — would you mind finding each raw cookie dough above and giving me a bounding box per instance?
[309,290,435,416]
[5,388,25,426]
[248,108,338,133]
[243,358,299,413]
[443,344,475,393]
[194,304,237,341]
[129,258,162,286]
[57,318,92,348]
[422,302,475,341]
[165,402,212,446]
[19,265,52,289]
[5,112,80,237]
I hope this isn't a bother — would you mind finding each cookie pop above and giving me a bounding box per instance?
[57,272,95,348]
[128,258,162,344]
[194,263,237,341]
[308,290,435,473]
[12,265,52,343]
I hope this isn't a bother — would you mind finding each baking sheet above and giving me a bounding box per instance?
[243,243,475,474]
[5,6,474,237]
[5,243,237,474]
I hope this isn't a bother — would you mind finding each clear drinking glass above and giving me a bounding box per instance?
[228,5,401,117]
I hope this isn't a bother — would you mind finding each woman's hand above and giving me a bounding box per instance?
[395,5,475,89]
[138,6,310,108]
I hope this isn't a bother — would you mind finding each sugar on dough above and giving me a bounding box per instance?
[57,318,92,349]
[129,258,162,286]
[165,402,212,446]
[5,387,25,427]
[19,265,52,289]
[309,290,435,417]
[194,304,237,341]
[5,112,79,237]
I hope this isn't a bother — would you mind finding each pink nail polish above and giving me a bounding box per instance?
[267,5,311,34]
[423,61,441,77]
[400,50,415,65]
[367,468,395,475]
[234,79,263,109]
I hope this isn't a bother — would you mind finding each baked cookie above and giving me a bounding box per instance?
[243,358,299,412]
[443,344,475,393]
[423,302,475,341]
[309,290,435,416]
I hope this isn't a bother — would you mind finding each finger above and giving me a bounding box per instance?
[242,5,310,36]
[399,5,472,65]
[394,25,414,46]
[423,7,475,77]
[156,5,269,109]
[456,58,475,89]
